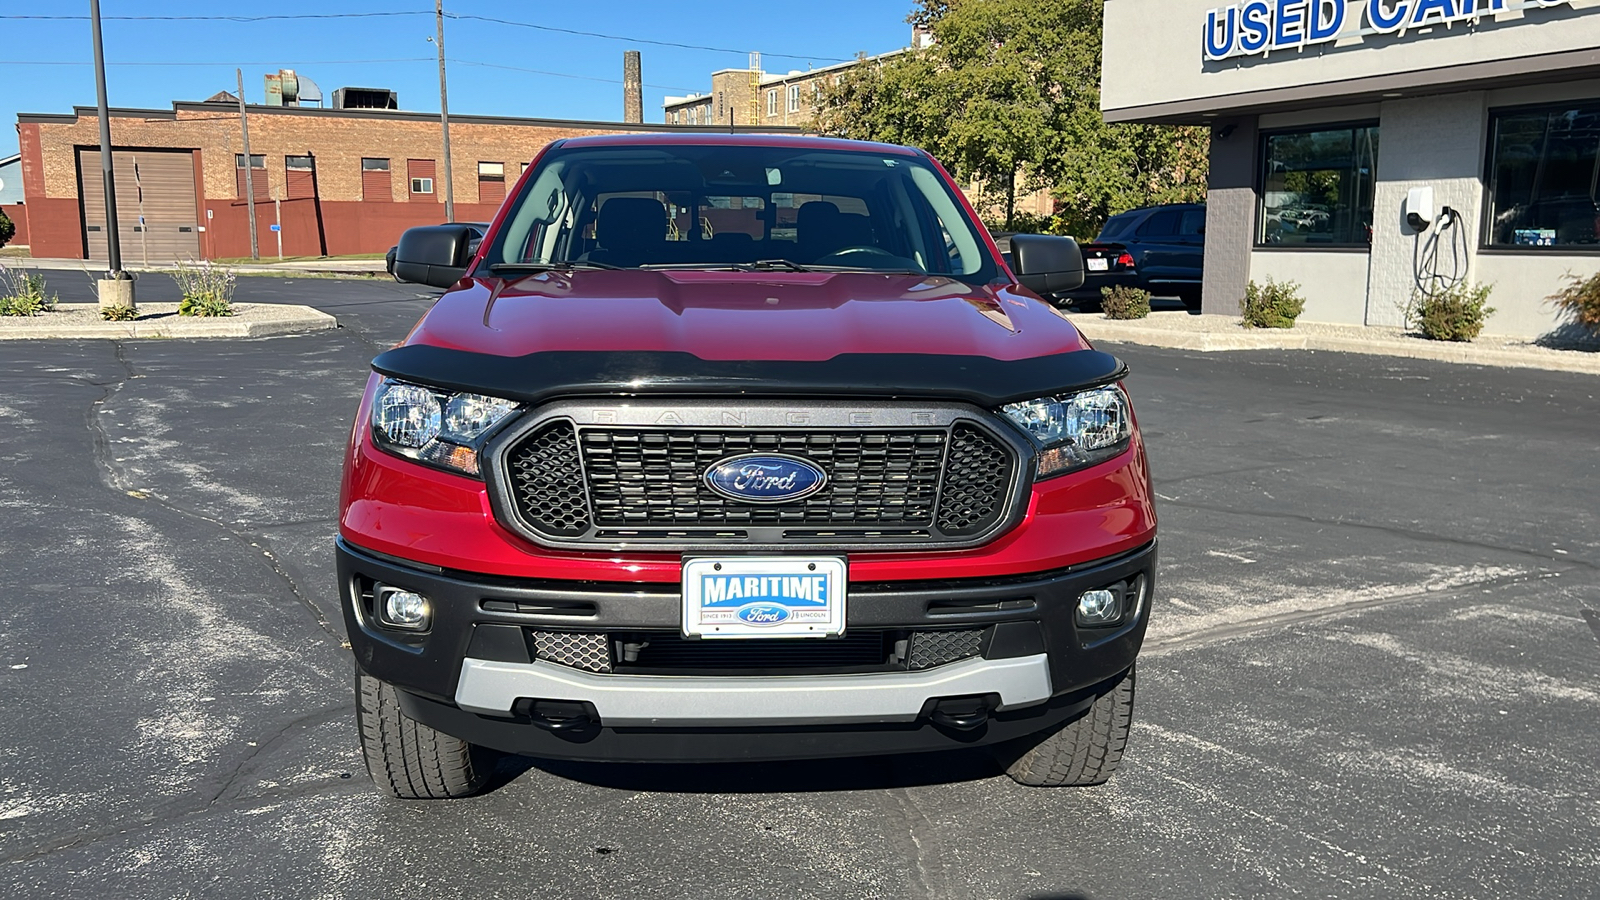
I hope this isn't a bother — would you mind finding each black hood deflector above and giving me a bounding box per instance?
[370,346,1128,408]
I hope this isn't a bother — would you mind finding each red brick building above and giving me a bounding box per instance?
[15,100,785,262]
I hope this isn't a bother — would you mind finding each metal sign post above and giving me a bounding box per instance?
[274,197,283,260]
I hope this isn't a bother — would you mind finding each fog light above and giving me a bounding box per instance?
[1076,589,1122,626]
[379,589,431,631]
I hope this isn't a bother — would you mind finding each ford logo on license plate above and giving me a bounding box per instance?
[736,604,791,626]
[704,453,828,504]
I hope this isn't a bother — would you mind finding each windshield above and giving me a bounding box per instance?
[485,143,998,281]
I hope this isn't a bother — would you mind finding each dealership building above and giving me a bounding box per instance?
[1103,0,1600,338]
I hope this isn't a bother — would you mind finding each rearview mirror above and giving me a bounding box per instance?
[394,224,476,288]
[1010,234,1085,296]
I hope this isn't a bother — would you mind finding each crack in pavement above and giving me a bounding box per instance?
[205,703,354,806]
[1,776,367,867]
[1157,496,1598,572]
[1145,567,1566,654]
[1582,609,1600,647]
[82,340,344,643]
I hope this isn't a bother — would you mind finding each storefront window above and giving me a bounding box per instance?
[1259,125,1379,247]
[1486,103,1600,248]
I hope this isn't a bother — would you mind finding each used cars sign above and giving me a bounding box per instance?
[1203,0,1574,61]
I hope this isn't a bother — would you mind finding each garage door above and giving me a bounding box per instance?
[79,149,200,263]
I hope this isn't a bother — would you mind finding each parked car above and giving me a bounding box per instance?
[1056,203,1205,311]
[385,222,488,279]
[348,134,1158,798]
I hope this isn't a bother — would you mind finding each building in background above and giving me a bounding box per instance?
[1102,0,1600,338]
[665,30,1053,223]
[0,153,25,248]
[14,96,790,262]
[663,51,906,130]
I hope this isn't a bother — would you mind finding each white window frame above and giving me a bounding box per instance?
[767,89,778,117]
[787,84,801,113]
[410,176,434,194]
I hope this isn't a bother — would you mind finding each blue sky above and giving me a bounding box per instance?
[1,1,914,158]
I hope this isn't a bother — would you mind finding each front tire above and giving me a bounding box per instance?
[995,666,1135,787]
[355,665,496,799]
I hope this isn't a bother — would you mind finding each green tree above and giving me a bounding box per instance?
[816,0,1208,236]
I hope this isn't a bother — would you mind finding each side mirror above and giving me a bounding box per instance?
[394,224,476,288]
[1009,234,1085,295]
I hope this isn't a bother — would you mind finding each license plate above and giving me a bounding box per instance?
[682,557,847,639]
[1086,258,1110,271]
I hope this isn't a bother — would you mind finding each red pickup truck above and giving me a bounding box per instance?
[342,134,1157,798]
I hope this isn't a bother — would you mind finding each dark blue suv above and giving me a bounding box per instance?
[1057,203,1205,312]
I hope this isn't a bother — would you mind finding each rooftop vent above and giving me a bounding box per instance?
[331,87,398,110]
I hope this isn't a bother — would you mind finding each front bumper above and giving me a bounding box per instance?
[340,538,1154,761]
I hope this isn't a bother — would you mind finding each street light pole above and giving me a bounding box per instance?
[89,0,123,276]
[435,0,455,223]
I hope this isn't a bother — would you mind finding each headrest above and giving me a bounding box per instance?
[597,197,668,251]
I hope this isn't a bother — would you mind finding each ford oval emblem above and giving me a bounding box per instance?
[704,453,828,504]
[737,604,791,626]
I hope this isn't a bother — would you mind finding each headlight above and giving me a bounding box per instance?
[1001,385,1132,478]
[370,380,520,476]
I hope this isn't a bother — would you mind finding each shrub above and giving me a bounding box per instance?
[1408,283,1495,342]
[1100,285,1151,319]
[0,265,57,316]
[0,209,14,249]
[171,259,237,317]
[1547,270,1600,336]
[1240,278,1304,328]
[100,304,138,321]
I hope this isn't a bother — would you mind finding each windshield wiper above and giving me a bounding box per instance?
[488,261,621,274]
[741,259,813,272]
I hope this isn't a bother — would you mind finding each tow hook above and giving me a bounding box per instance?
[928,695,995,731]
[522,699,598,733]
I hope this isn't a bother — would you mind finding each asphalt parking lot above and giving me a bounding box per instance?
[2,272,1598,899]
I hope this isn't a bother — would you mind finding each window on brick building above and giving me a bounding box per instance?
[767,90,778,117]
[235,154,267,201]
[788,85,801,114]
[285,155,315,200]
[361,157,392,202]
[408,159,437,199]
[478,161,506,205]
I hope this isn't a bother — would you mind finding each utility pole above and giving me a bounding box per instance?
[237,69,260,260]
[435,0,455,222]
[90,0,133,311]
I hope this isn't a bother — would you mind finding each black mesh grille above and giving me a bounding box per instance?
[581,429,946,527]
[907,629,983,670]
[936,424,1013,535]
[500,417,1019,545]
[506,421,590,537]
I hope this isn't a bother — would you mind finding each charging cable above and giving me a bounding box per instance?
[1413,205,1467,299]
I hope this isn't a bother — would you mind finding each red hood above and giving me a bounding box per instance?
[405,271,1091,362]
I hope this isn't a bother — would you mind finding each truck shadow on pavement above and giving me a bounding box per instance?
[503,747,1006,793]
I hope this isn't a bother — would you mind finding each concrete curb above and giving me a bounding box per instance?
[0,303,338,341]
[1065,315,1600,376]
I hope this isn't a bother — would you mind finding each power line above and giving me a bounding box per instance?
[0,12,432,21]
[0,9,853,64]
[446,13,850,63]
[1,58,431,67]
[450,59,697,92]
